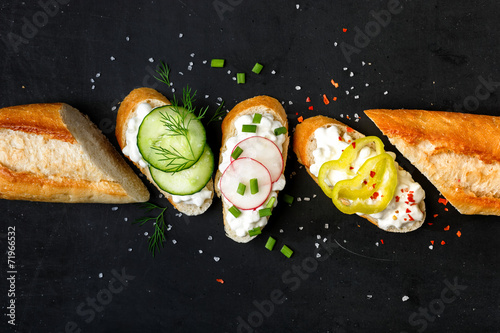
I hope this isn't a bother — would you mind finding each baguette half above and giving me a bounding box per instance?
[293,115,426,233]
[215,95,289,243]
[0,103,149,203]
[365,109,500,216]
[115,87,214,216]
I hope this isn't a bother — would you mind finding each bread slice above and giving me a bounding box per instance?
[115,87,213,216]
[365,109,500,216]
[0,103,149,203]
[215,95,289,242]
[293,115,426,233]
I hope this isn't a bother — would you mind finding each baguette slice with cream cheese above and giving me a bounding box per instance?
[0,103,149,203]
[215,96,289,243]
[365,109,500,216]
[115,87,214,216]
[293,115,426,233]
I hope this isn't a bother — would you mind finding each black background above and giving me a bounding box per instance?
[0,1,499,332]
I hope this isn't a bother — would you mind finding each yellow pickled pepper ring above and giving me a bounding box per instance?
[318,136,398,214]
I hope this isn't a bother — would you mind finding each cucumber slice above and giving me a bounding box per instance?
[150,145,214,195]
[137,105,206,172]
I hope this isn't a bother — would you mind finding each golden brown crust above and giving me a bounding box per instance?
[293,115,425,232]
[365,109,500,216]
[0,103,76,143]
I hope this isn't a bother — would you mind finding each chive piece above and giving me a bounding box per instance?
[265,237,276,251]
[237,73,245,84]
[250,178,259,194]
[283,194,294,205]
[211,59,225,68]
[274,126,287,136]
[237,183,246,196]
[252,63,264,74]
[252,113,262,124]
[248,227,261,237]
[265,196,276,209]
[242,124,257,133]
[231,146,243,160]
[229,206,241,218]
[259,208,272,217]
[281,245,294,258]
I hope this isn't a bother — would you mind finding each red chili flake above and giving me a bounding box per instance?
[308,106,314,110]
[295,112,299,115]
[323,94,330,105]
[298,116,304,123]
[370,171,376,178]
[331,79,339,88]
[380,239,384,244]
[408,214,414,221]
[438,198,448,205]
[338,136,343,141]
[457,179,461,182]
[441,240,446,245]
[444,225,450,231]
[372,184,376,189]
[363,180,368,185]
[433,214,438,218]
[444,208,449,211]
[349,166,354,170]
[370,192,379,200]
[346,127,354,133]
[343,28,347,32]
[457,231,462,237]
[406,208,411,213]
[395,196,400,202]
[216,279,224,284]
[306,97,311,102]
[333,96,338,101]
[407,193,415,203]
[428,223,433,226]
[352,142,356,148]
[430,240,435,245]
[346,115,350,120]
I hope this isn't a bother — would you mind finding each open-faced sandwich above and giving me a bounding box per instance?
[293,115,426,233]
[215,96,289,242]
[0,103,149,203]
[365,109,500,216]
[116,87,214,216]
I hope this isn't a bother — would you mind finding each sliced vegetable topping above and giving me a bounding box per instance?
[237,73,246,84]
[281,245,293,258]
[219,158,272,210]
[231,146,243,160]
[250,178,259,194]
[283,194,294,205]
[248,227,262,236]
[265,196,276,209]
[259,208,272,217]
[317,136,397,215]
[252,113,262,124]
[242,124,257,133]
[274,126,287,136]
[229,206,242,218]
[211,59,225,67]
[252,63,264,74]
[230,136,284,183]
[237,183,246,195]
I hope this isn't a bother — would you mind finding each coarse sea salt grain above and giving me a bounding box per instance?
[99,273,103,278]
[149,57,154,63]
[402,296,409,302]
[172,239,177,244]
[214,256,220,262]
[295,86,301,90]
[110,56,115,61]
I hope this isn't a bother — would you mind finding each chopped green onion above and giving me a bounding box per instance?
[231,146,243,159]
[252,113,262,124]
[259,208,272,217]
[274,126,287,136]
[252,63,264,74]
[250,178,259,194]
[211,59,225,68]
[229,206,241,218]
[237,73,245,84]
[283,194,294,205]
[265,237,276,251]
[281,245,293,258]
[248,227,261,237]
[242,124,257,133]
[265,196,276,209]
[237,183,246,195]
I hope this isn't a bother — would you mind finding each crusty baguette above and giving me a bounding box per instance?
[115,87,213,216]
[365,109,500,216]
[215,95,289,243]
[293,115,426,233]
[0,103,149,203]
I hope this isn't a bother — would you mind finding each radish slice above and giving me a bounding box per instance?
[230,136,283,183]
[220,157,272,210]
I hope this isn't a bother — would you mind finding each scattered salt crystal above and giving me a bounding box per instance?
[179,72,184,75]
[354,95,359,99]
[345,91,349,95]
[271,70,276,74]
[179,33,183,38]
[384,91,388,95]
[315,243,320,248]
[375,242,379,246]
[124,217,128,222]
[111,207,118,211]
[203,60,207,64]
[295,86,301,90]
[303,197,310,201]
[297,197,302,202]
[111,106,117,111]
[288,101,293,105]
[227,70,231,74]
[172,239,177,244]
[144,232,148,236]
[213,256,220,262]
[99,273,103,278]
[167,224,172,231]
[296,4,300,9]
[190,53,195,57]
[91,85,95,90]
[362,61,366,66]
[128,248,132,252]
[343,67,348,71]
[350,72,354,77]
[334,42,338,47]
[96,73,101,78]
[316,253,321,258]
[279,229,284,233]
[110,56,115,61]
[148,57,154,63]
[208,235,213,240]
[317,235,321,240]
[402,296,409,302]
[365,83,369,87]
[205,95,209,98]
[324,223,329,229]
[198,250,203,254]
[367,295,373,299]
[90,78,95,83]
[429,245,434,250]
[298,227,303,230]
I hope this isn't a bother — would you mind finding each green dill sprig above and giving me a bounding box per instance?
[208,102,226,124]
[154,62,171,86]
[133,202,168,257]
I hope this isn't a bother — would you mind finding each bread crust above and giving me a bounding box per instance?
[293,115,425,233]
[215,95,289,242]
[0,103,150,203]
[115,87,214,215]
[365,108,500,215]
